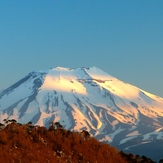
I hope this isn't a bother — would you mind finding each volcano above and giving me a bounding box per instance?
[0,66,163,161]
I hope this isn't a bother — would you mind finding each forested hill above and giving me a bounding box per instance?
[0,121,157,163]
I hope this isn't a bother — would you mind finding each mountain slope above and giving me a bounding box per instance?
[0,66,163,161]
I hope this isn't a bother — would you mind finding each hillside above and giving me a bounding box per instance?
[0,121,158,163]
[0,121,126,163]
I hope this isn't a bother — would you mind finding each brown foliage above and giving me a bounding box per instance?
[0,122,126,163]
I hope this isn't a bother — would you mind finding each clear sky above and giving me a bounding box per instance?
[0,0,163,97]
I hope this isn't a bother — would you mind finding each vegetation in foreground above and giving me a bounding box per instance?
[0,120,157,163]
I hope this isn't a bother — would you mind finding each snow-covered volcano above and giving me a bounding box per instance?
[0,67,163,161]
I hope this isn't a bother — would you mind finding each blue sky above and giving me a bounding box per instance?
[0,0,163,97]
